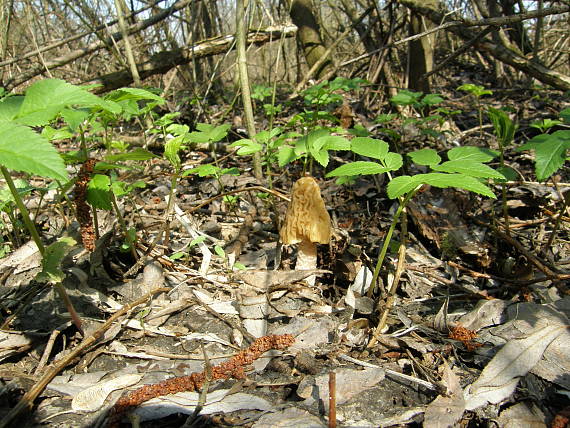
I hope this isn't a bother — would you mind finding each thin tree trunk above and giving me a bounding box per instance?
[236,0,262,181]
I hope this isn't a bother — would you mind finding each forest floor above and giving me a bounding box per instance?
[0,74,569,428]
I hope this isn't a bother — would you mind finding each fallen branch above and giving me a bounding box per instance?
[0,286,169,428]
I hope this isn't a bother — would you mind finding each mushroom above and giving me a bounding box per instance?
[280,177,331,285]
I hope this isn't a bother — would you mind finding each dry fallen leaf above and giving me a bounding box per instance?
[464,324,567,410]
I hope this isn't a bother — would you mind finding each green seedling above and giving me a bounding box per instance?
[458,83,493,137]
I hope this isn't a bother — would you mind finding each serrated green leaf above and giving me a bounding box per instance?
[36,236,76,283]
[109,87,165,103]
[351,137,389,160]
[61,108,89,131]
[311,147,330,167]
[447,146,498,162]
[421,173,495,197]
[230,139,263,155]
[87,174,112,210]
[278,146,297,167]
[384,152,403,170]
[432,160,505,179]
[409,148,441,166]
[0,96,24,121]
[326,161,392,177]
[320,136,351,151]
[387,173,496,199]
[17,79,112,125]
[496,166,519,181]
[387,176,418,198]
[422,93,444,106]
[105,148,157,162]
[518,130,570,181]
[0,121,68,181]
[166,123,190,135]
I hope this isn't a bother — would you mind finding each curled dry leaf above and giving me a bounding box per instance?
[71,373,143,412]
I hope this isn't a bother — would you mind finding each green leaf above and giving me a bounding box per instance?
[561,108,570,124]
[230,139,263,155]
[311,147,330,167]
[36,236,76,283]
[488,107,517,147]
[420,173,496,198]
[105,148,157,162]
[390,90,422,106]
[214,245,226,259]
[384,152,403,170]
[320,135,351,151]
[457,83,492,97]
[447,146,498,162]
[87,174,112,210]
[517,130,570,181]
[278,146,298,167]
[432,160,505,179]
[422,93,444,106]
[387,173,496,199]
[164,135,185,171]
[387,176,419,198]
[351,137,389,160]
[0,121,68,181]
[17,79,112,125]
[189,236,206,247]
[496,166,519,181]
[326,161,393,177]
[0,96,24,121]
[61,108,89,131]
[409,148,441,166]
[108,87,165,104]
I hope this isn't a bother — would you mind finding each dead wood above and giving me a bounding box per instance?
[4,0,195,90]
[88,26,297,93]
[398,1,570,91]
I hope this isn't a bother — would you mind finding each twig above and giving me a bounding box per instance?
[34,322,72,375]
[0,286,169,428]
[338,354,437,391]
[328,371,336,428]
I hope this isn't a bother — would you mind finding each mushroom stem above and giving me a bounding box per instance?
[296,239,317,286]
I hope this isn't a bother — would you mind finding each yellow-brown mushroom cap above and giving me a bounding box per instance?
[280,177,331,245]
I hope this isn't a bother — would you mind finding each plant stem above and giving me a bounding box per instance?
[367,188,419,297]
[2,166,45,255]
[543,185,569,252]
[1,166,84,335]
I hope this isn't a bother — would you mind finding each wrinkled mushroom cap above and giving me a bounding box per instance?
[280,177,331,245]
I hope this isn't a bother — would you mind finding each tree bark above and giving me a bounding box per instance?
[407,1,439,93]
[289,0,334,80]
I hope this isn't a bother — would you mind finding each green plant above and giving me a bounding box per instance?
[458,83,493,137]
[328,139,503,284]
[487,107,518,232]
[517,108,570,182]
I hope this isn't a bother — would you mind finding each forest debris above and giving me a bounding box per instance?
[72,374,143,412]
[252,406,326,427]
[497,402,547,428]
[424,361,465,428]
[297,367,385,413]
[107,334,294,426]
[464,324,567,410]
[134,389,273,422]
[0,330,33,362]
